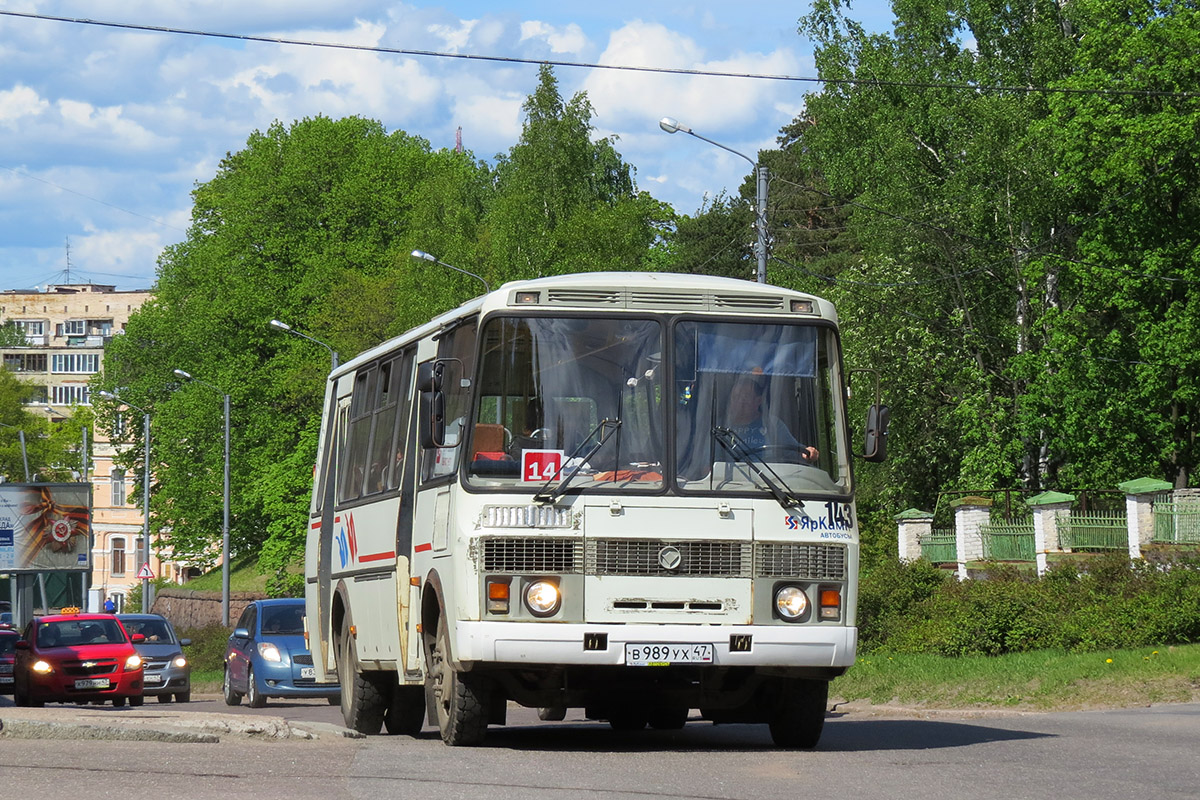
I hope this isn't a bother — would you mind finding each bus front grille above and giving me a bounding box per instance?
[755,543,847,580]
[480,537,584,573]
[586,539,752,577]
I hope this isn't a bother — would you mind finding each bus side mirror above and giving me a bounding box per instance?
[418,361,446,448]
[863,404,890,463]
[420,390,446,449]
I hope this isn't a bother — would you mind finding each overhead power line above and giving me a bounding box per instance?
[1,10,1196,99]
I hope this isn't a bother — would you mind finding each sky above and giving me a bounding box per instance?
[0,1,897,292]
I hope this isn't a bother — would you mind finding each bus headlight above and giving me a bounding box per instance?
[523,580,561,617]
[774,586,809,621]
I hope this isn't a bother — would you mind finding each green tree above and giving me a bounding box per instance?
[0,322,27,347]
[0,368,92,482]
[98,115,491,575]
[484,65,673,280]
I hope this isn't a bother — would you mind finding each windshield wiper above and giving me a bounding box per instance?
[711,426,805,510]
[533,418,623,504]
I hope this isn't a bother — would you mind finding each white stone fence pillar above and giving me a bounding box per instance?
[952,496,991,581]
[1119,477,1172,559]
[895,509,934,563]
[1027,491,1074,577]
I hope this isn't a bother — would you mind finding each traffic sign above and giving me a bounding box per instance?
[137,563,154,579]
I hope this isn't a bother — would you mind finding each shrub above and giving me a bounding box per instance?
[859,553,1200,656]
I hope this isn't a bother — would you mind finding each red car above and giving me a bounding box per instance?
[0,628,17,694]
[13,613,146,707]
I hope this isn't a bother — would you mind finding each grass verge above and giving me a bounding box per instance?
[832,642,1200,711]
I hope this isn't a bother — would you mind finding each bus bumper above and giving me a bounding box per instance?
[452,621,856,669]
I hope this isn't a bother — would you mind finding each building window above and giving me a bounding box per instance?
[51,353,100,373]
[111,537,127,577]
[63,320,86,336]
[13,320,45,337]
[4,353,47,372]
[134,537,145,575]
[111,469,127,507]
[51,385,90,405]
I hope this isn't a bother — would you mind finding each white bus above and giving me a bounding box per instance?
[304,271,887,747]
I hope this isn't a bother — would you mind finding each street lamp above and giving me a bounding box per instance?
[97,390,153,613]
[0,421,31,482]
[173,369,232,627]
[269,319,340,372]
[659,116,770,284]
[411,249,491,294]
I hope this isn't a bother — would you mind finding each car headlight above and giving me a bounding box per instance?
[523,580,561,617]
[257,642,282,662]
[124,654,143,671]
[774,586,809,621]
[32,659,53,674]
[173,656,188,668]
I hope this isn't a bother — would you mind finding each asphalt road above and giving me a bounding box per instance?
[2,695,1198,800]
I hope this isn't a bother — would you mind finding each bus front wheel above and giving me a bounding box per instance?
[425,621,490,746]
[768,678,828,749]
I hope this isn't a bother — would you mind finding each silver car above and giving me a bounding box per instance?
[117,613,192,703]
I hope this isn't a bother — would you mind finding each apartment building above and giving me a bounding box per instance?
[0,282,184,610]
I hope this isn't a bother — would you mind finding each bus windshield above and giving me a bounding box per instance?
[464,315,848,498]
[467,316,665,491]
[674,320,848,496]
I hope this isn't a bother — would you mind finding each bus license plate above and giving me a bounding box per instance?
[301,667,315,679]
[625,643,713,666]
[75,678,111,689]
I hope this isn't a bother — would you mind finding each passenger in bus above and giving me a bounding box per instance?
[725,374,819,463]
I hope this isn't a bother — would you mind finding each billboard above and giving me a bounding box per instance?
[0,483,92,572]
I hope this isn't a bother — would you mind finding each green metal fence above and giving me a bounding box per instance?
[1059,510,1127,551]
[980,521,1036,561]
[919,529,957,563]
[1153,502,1200,543]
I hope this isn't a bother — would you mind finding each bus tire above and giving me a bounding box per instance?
[768,678,828,749]
[385,684,426,736]
[425,621,489,746]
[337,622,386,735]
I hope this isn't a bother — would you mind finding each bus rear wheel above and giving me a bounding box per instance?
[337,620,386,734]
[425,621,490,746]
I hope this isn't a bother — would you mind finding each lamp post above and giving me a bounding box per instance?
[173,369,232,627]
[411,249,491,294]
[269,319,340,371]
[0,421,31,482]
[659,116,769,284]
[97,391,153,612]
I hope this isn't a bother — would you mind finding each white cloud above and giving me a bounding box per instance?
[427,19,478,51]
[0,85,50,125]
[520,21,588,54]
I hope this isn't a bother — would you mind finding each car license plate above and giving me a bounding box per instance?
[144,673,163,684]
[300,666,315,679]
[75,678,111,689]
[0,676,13,684]
[625,643,714,666]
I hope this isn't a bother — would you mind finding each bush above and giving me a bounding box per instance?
[859,552,1200,656]
[177,623,231,673]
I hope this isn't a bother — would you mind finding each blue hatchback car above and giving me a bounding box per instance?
[223,598,339,708]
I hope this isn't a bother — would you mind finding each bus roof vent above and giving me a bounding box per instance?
[545,288,622,307]
[712,293,787,311]
[628,290,707,309]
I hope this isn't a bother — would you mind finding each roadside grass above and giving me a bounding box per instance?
[180,555,272,594]
[832,643,1200,711]
[186,639,1200,711]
